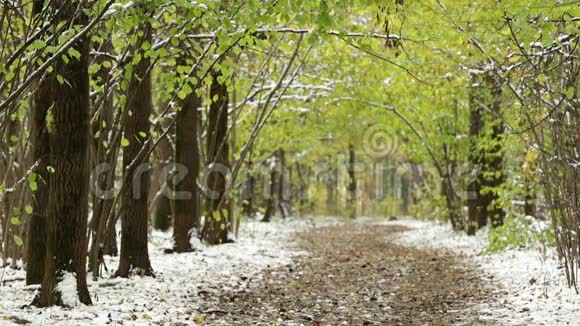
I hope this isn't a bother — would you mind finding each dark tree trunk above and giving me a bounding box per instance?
[347,144,357,218]
[151,130,173,231]
[25,0,50,285]
[326,164,337,214]
[467,74,486,235]
[173,91,201,252]
[262,158,278,223]
[201,71,230,245]
[242,160,255,217]
[401,173,410,214]
[115,23,153,277]
[32,0,92,307]
[467,72,505,234]
[296,162,309,213]
[88,38,117,277]
[278,149,287,217]
[481,75,505,227]
[26,61,51,286]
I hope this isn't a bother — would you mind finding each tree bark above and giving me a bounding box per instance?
[25,0,50,285]
[347,144,357,218]
[88,37,117,277]
[115,22,154,277]
[173,91,201,252]
[467,72,505,234]
[26,63,51,285]
[33,0,92,306]
[151,130,173,231]
[201,71,230,245]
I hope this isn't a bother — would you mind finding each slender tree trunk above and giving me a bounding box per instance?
[25,0,50,284]
[201,71,230,244]
[401,173,410,214]
[33,0,92,306]
[88,38,117,276]
[347,144,357,218]
[151,130,173,231]
[115,22,154,277]
[242,160,255,217]
[277,149,287,217]
[173,91,201,252]
[2,120,19,268]
[262,158,277,223]
[481,74,505,227]
[26,63,51,285]
[296,162,309,214]
[467,73,486,235]
[467,72,505,234]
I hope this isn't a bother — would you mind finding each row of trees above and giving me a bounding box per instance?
[0,0,578,307]
[0,0,329,306]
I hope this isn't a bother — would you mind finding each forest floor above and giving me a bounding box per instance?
[1,217,578,325]
[198,222,495,325]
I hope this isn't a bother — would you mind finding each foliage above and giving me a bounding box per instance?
[485,216,555,254]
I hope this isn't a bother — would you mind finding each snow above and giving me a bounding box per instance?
[0,219,306,325]
[387,218,580,325]
[2,216,578,324]
[57,273,82,308]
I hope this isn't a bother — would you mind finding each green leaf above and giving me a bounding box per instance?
[14,235,23,247]
[47,166,55,173]
[25,205,33,214]
[68,47,81,60]
[121,138,130,147]
[10,217,19,225]
[28,173,38,191]
[141,41,151,51]
[566,87,574,99]
[57,74,65,85]
[5,71,15,82]
[537,74,546,83]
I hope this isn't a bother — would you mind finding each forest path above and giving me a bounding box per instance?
[198,222,496,325]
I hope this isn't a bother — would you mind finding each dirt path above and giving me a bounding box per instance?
[197,223,495,325]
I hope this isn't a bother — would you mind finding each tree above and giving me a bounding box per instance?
[347,144,357,218]
[467,70,505,235]
[201,71,230,245]
[26,47,51,285]
[33,0,92,307]
[173,90,201,252]
[115,21,154,277]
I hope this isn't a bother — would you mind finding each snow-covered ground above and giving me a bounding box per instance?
[2,216,578,325]
[388,218,579,326]
[0,219,307,325]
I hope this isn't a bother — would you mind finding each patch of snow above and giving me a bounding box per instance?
[57,272,82,308]
[0,218,307,325]
[388,218,580,326]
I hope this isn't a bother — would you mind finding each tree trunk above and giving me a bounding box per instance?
[26,62,51,286]
[32,0,92,306]
[347,144,357,218]
[151,130,173,231]
[481,74,505,227]
[242,160,255,217]
[173,91,201,252]
[262,157,278,223]
[25,0,50,284]
[277,149,287,217]
[467,73,486,235]
[115,22,154,277]
[201,71,230,244]
[467,72,505,234]
[88,37,117,276]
